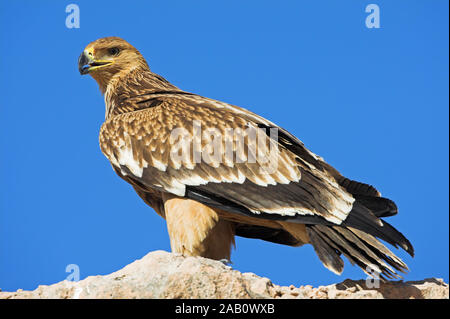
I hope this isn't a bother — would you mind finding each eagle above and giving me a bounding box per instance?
[78,37,413,279]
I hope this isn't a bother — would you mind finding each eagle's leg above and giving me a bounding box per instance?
[162,193,235,261]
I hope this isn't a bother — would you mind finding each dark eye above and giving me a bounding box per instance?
[108,47,120,56]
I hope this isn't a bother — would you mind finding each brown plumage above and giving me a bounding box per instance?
[79,37,414,280]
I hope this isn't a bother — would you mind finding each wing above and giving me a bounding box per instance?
[99,94,355,226]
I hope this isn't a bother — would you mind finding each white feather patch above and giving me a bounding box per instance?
[117,146,144,178]
[152,158,167,172]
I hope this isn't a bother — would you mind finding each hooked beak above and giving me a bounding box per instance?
[78,50,113,75]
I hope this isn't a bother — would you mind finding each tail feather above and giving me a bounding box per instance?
[343,202,414,256]
[333,226,399,276]
[307,223,409,280]
[348,227,409,272]
[313,225,399,280]
[305,193,414,279]
[307,226,344,275]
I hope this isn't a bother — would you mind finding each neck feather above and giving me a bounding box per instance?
[103,67,181,119]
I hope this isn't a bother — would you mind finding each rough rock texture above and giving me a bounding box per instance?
[1,250,448,299]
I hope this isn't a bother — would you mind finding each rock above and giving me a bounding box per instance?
[0,250,448,299]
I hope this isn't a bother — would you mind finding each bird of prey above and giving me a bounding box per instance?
[78,37,413,279]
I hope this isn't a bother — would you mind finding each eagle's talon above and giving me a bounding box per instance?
[219,258,232,265]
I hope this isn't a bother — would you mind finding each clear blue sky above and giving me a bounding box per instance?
[0,0,448,292]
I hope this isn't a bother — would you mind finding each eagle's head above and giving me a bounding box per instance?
[78,37,149,93]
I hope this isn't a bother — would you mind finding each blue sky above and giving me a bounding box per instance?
[0,0,448,292]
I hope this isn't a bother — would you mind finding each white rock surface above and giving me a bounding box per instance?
[1,251,448,299]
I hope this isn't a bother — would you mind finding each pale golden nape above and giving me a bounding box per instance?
[80,37,414,280]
